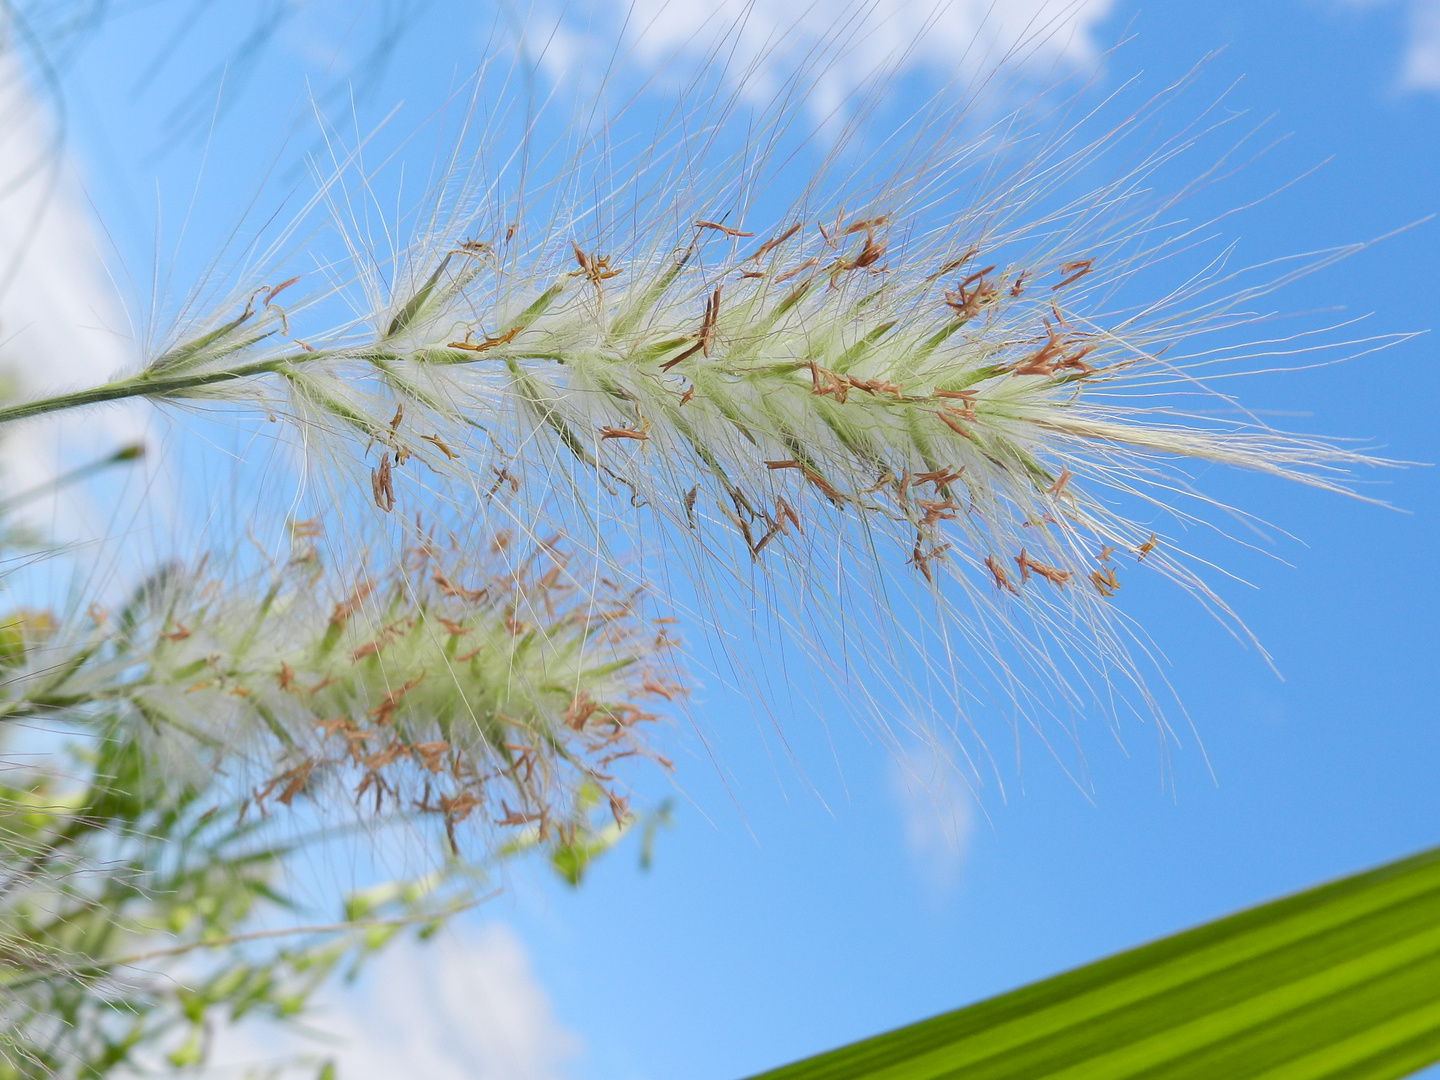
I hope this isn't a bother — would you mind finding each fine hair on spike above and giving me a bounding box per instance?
[1,518,683,855]
[0,11,1411,803]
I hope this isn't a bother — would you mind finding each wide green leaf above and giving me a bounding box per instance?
[748,846,1440,1080]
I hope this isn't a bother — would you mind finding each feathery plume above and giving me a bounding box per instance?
[0,522,681,854]
[0,56,1406,780]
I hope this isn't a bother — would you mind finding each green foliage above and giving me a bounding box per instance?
[0,539,667,1076]
[747,846,1440,1080]
[0,710,467,1078]
[502,786,675,887]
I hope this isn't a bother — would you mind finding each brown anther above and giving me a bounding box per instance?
[843,214,890,235]
[776,497,802,534]
[412,741,451,772]
[829,232,886,283]
[1090,566,1120,597]
[441,793,482,850]
[421,433,459,460]
[661,340,704,371]
[700,286,721,356]
[447,325,521,352]
[846,376,903,398]
[571,241,622,288]
[1053,259,1095,289]
[314,716,353,739]
[564,692,601,730]
[1011,331,1066,377]
[860,469,896,495]
[1057,343,1098,374]
[1046,468,1073,497]
[909,534,952,583]
[985,554,1019,595]
[642,674,685,700]
[744,223,802,262]
[809,361,849,403]
[371,455,395,512]
[915,467,965,488]
[943,265,998,320]
[775,258,819,283]
[369,675,426,725]
[1136,533,1158,560]
[494,802,543,828]
[933,389,977,420]
[265,760,317,807]
[936,410,976,441]
[734,515,756,552]
[695,220,754,237]
[485,465,520,498]
[330,582,373,628]
[933,246,980,278]
[599,420,650,441]
[351,638,386,662]
[605,788,630,827]
[432,570,486,602]
[801,467,845,505]
[360,742,409,773]
[263,276,301,306]
[659,288,720,372]
[918,498,959,528]
[750,521,782,558]
[1014,549,1072,587]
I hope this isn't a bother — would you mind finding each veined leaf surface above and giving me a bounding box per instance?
[747,846,1440,1080]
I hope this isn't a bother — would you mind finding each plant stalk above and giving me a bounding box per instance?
[0,352,323,428]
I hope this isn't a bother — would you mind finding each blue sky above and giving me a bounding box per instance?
[3,1,1439,1077]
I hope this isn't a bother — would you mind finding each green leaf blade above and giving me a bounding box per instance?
[745,847,1440,1080]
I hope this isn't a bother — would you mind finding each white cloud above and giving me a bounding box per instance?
[528,0,1117,118]
[0,47,154,547]
[1332,0,1440,89]
[891,742,975,894]
[216,923,580,1080]
[1403,0,1440,87]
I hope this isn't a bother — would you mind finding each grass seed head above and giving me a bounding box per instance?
[1,525,681,857]
[1,47,1408,786]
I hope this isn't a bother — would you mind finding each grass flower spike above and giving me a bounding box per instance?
[1,524,681,855]
[0,65,1402,776]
